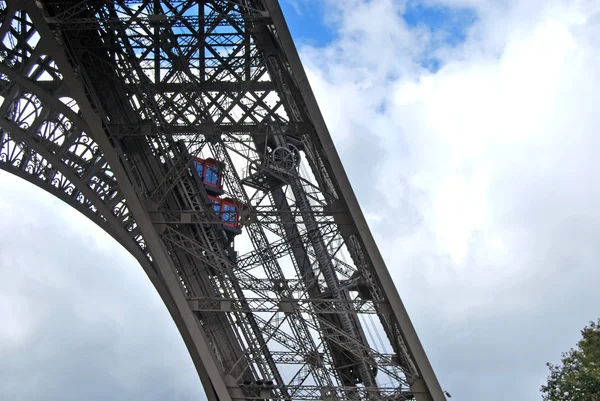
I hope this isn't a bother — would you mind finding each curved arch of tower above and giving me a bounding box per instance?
[0,1,446,400]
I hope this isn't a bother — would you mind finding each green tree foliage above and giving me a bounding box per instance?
[541,319,600,401]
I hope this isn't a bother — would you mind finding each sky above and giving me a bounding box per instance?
[2,0,600,400]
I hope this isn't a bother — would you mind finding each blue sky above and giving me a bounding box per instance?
[4,1,600,401]
[281,0,477,71]
[280,0,335,46]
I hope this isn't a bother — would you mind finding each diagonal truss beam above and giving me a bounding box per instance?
[0,1,448,401]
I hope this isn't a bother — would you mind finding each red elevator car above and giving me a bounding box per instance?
[193,157,242,235]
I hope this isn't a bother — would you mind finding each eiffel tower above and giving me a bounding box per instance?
[0,1,446,400]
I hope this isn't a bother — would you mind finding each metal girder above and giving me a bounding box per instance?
[106,122,311,137]
[246,350,400,366]
[262,1,446,399]
[0,1,448,401]
[188,296,389,314]
[0,2,232,401]
[0,79,277,94]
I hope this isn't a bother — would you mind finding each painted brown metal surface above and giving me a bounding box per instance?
[0,1,446,400]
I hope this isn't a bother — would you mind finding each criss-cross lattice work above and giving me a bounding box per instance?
[0,1,447,401]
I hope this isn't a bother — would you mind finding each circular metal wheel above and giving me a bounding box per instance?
[269,144,300,171]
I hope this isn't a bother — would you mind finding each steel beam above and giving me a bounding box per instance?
[8,2,232,400]
[0,1,448,400]
[263,0,445,399]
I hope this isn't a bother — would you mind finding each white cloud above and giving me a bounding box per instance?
[0,173,204,401]
[2,1,600,400]
[300,0,600,399]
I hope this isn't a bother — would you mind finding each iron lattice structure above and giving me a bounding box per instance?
[0,1,447,400]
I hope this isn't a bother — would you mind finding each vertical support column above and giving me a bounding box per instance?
[19,2,233,400]
[262,1,446,400]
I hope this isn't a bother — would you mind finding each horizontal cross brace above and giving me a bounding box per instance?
[0,80,275,94]
[246,350,400,366]
[107,122,311,136]
[226,385,414,401]
[188,297,391,315]
[45,14,270,30]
